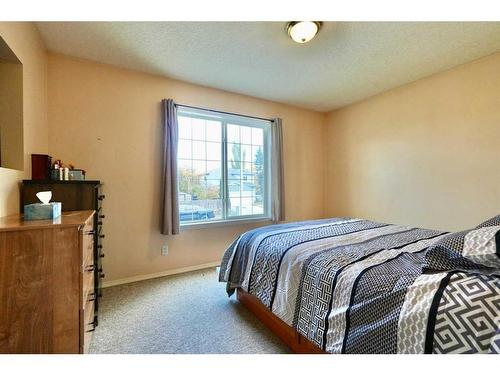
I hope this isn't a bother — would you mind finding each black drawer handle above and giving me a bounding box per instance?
[98,195,105,200]
[97,221,103,226]
[85,265,95,272]
[86,320,96,333]
[99,272,106,279]
[97,244,103,249]
[99,234,105,239]
[99,252,105,258]
[85,230,95,236]
[99,214,105,219]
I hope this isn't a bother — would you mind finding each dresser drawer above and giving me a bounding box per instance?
[82,223,94,266]
[82,262,95,307]
[83,217,93,235]
[81,298,95,354]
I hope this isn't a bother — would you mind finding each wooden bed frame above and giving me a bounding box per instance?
[236,288,326,354]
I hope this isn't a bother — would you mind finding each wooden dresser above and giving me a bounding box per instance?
[0,210,96,353]
[21,180,105,324]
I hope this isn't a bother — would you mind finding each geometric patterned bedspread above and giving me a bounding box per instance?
[219,218,500,353]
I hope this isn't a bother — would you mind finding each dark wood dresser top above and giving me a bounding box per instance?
[22,179,101,185]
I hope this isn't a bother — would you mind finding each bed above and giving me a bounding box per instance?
[219,216,500,354]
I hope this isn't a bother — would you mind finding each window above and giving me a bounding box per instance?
[177,106,271,225]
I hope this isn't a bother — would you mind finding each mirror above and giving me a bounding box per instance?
[0,35,23,170]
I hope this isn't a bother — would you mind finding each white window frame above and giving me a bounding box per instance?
[177,106,272,229]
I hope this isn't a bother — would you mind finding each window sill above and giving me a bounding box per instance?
[180,217,272,231]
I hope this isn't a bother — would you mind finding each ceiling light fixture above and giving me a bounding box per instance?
[287,21,322,44]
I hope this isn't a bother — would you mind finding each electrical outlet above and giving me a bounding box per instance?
[161,245,169,256]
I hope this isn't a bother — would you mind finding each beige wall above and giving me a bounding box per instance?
[325,52,500,232]
[0,61,24,170]
[0,23,48,217]
[47,53,326,282]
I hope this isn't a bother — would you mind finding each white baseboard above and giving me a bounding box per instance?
[102,261,221,288]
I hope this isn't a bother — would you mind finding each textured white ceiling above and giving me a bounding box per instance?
[36,22,500,112]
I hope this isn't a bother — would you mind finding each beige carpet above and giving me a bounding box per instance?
[89,268,290,354]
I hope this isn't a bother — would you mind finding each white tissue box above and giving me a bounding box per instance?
[24,202,62,221]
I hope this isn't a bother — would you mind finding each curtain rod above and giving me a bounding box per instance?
[175,103,274,122]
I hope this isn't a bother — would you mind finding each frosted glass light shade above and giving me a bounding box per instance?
[287,21,321,44]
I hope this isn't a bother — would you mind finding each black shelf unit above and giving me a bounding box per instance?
[21,179,105,325]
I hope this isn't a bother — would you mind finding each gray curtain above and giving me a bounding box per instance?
[271,118,285,222]
[161,99,180,235]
